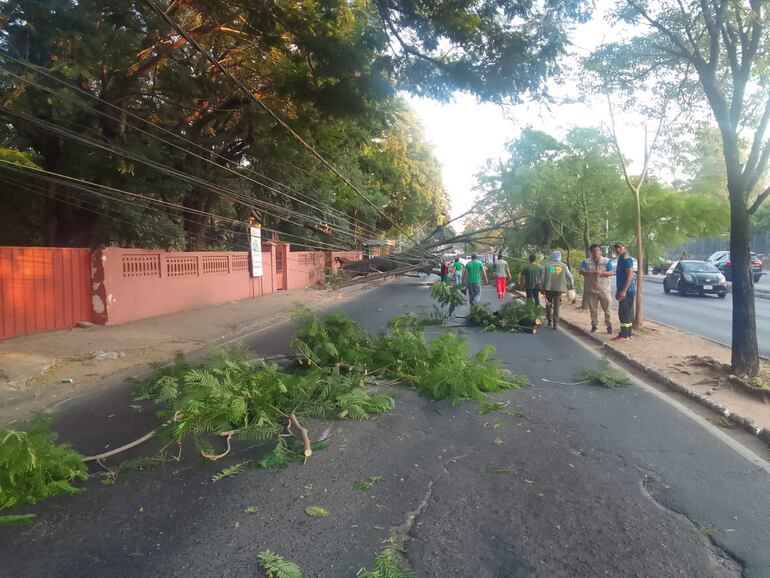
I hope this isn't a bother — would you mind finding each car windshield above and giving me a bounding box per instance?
[681,262,720,273]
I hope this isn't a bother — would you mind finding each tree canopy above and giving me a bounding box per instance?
[474,125,729,265]
[0,0,589,250]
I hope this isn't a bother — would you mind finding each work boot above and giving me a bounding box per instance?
[607,324,613,334]
[591,324,598,333]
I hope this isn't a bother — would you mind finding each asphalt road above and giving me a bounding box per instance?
[637,279,770,358]
[2,281,770,577]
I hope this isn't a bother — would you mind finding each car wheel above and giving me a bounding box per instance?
[754,274,761,283]
[718,292,727,298]
[678,280,688,296]
[663,280,671,294]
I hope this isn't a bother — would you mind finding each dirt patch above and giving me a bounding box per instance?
[559,301,770,436]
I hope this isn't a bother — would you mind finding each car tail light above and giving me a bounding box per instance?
[726,261,732,266]
[752,260,761,266]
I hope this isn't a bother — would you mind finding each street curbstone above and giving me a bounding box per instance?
[560,317,770,445]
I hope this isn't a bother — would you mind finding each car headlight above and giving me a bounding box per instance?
[684,274,695,283]
[718,274,726,283]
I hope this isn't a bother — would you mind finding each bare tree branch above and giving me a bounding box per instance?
[743,95,770,188]
[626,0,700,66]
[748,184,770,216]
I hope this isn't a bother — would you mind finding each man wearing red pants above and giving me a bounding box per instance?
[494,253,511,299]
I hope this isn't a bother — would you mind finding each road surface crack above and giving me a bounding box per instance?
[637,467,744,577]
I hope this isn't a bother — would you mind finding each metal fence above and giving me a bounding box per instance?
[669,233,770,261]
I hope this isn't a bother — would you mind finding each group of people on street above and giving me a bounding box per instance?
[516,242,636,339]
[439,242,636,339]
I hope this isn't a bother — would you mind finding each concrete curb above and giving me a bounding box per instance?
[643,275,770,300]
[559,317,770,445]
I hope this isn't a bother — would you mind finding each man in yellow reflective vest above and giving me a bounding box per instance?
[540,251,574,330]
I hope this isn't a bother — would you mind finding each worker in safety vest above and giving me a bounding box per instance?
[540,251,574,330]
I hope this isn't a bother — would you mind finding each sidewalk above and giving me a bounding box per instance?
[557,300,770,443]
[0,281,383,424]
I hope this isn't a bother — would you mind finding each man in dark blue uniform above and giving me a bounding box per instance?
[612,242,636,340]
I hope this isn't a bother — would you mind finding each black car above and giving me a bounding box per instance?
[707,250,764,283]
[663,260,727,297]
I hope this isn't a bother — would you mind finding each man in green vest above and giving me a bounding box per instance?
[540,250,574,330]
[519,254,543,306]
[463,253,488,306]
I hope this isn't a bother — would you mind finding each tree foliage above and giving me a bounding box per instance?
[615,181,729,261]
[0,0,589,249]
[0,415,88,511]
[475,124,729,265]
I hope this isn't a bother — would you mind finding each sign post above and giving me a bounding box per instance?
[249,225,263,277]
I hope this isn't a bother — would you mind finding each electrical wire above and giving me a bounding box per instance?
[0,105,368,247]
[0,160,434,268]
[0,109,437,265]
[140,0,429,254]
[0,52,385,241]
[3,174,252,251]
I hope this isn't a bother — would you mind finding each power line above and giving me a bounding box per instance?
[0,106,438,267]
[0,106,366,246]
[141,0,428,254]
[3,175,243,250]
[0,161,366,254]
[0,161,437,270]
[0,52,384,241]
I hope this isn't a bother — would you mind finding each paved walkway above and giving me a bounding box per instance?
[0,280,386,424]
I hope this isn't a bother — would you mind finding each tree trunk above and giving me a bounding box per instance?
[183,189,215,250]
[581,218,590,309]
[633,190,644,330]
[729,196,759,376]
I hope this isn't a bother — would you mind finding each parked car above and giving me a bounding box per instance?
[663,260,727,297]
[707,250,764,283]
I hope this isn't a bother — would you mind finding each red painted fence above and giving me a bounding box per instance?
[0,245,362,338]
[0,247,93,340]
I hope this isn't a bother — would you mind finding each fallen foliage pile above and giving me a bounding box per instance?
[0,415,88,524]
[577,358,631,389]
[466,300,544,333]
[0,309,528,520]
[257,547,413,578]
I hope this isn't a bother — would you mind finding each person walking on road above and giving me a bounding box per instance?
[452,257,463,285]
[440,260,450,283]
[540,251,574,330]
[519,254,543,306]
[579,244,614,334]
[494,253,511,299]
[464,253,488,306]
[613,242,636,340]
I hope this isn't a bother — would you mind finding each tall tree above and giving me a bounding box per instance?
[590,0,770,376]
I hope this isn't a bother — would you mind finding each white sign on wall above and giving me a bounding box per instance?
[249,225,263,277]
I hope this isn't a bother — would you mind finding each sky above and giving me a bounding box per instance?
[405,1,653,225]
